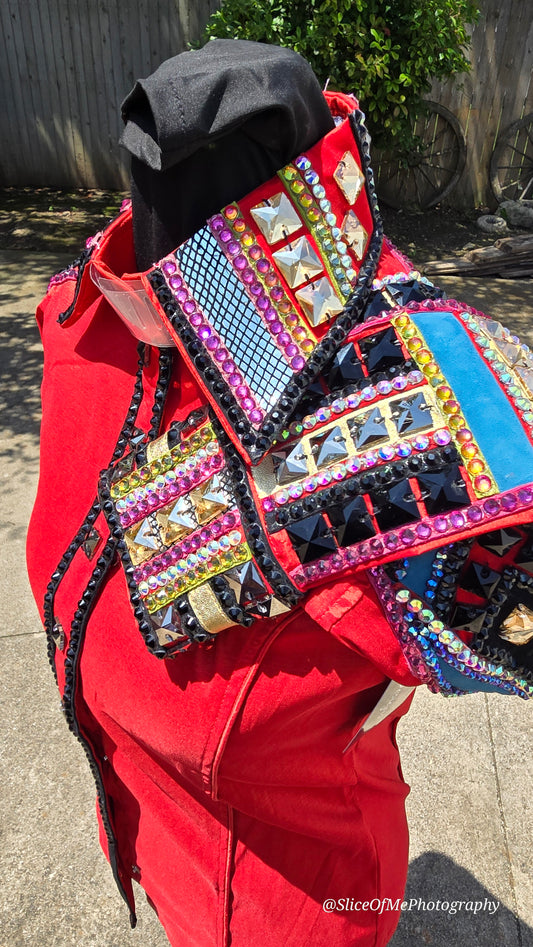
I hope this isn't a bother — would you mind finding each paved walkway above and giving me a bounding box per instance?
[1,251,532,946]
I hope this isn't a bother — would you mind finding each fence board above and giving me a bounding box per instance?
[0,0,213,188]
[432,0,533,207]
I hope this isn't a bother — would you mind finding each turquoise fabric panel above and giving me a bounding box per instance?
[410,310,533,491]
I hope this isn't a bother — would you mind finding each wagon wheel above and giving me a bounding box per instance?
[374,102,467,211]
[490,112,533,203]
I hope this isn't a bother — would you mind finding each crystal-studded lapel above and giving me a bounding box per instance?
[147,109,383,465]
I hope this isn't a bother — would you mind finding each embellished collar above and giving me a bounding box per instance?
[147,104,383,463]
[66,94,391,464]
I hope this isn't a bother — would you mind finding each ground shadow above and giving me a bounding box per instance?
[390,852,532,946]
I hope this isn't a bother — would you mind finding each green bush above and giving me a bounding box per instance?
[202,0,478,147]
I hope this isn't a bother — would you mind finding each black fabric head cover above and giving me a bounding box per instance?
[120,40,335,270]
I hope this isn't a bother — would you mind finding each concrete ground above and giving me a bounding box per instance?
[0,250,532,947]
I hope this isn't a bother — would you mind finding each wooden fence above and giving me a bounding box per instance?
[0,0,218,189]
[432,0,533,208]
[1,0,532,206]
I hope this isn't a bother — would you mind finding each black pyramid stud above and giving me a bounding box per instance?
[362,291,392,322]
[225,560,269,607]
[417,465,470,514]
[327,343,365,391]
[286,513,337,563]
[359,327,405,373]
[448,603,487,636]
[460,562,501,600]
[329,496,376,546]
[373,480,421,531]
[514,537,533,574]
[477,528,524,559]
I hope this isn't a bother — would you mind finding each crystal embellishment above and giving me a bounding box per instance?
[151,604,185,644]
[499,603,533,645]
[157,496,197,544]
[341,210,368,259]
[333,151,365,204]
[82,527,102,560]
[392,393,432,435]
[310,426,348,468]
[250,192,302,244]
[273,444,308,485]
[225,560,268,606]
[272,236,323,289]
[295,277,344,326]
[190,475,231,522]
[349,407,388,449]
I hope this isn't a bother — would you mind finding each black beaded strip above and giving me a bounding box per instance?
[209,574,256,628]
[43,343,146,680]
[213,419,302,608]
[473,567,533,681]
[61,537,136,924]
[148,110,383,465]
[148,349,174,440]
[57,244,95,324]
[427,542,472,619]
[266,445,461,532]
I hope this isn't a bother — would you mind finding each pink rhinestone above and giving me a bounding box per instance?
[215,347,229,362]
[236,384,250,398]
[228,372,243,387]
[250,408,264,424]
[291,356,305,371]
[168,275,182,290]
[162,260,177,276]
[242,269,255,285]
[241,397,255,411]
[223,513,236,528]
[190,312,203,327]
[234,255,247,270]
[434,517,448,532]
[262,498,275,513]
[250,282,263,296]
